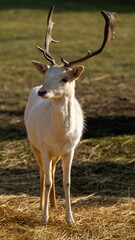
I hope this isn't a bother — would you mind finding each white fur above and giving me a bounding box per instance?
[24,63,84,224]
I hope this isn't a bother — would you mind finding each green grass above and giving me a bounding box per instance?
[0,1,135,239]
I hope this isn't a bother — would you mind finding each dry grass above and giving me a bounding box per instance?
[0,194,135,240]
[0,140,135,240]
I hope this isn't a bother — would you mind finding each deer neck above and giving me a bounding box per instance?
[51,91,75,140]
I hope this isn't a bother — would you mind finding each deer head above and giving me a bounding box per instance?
[32,6,116,99]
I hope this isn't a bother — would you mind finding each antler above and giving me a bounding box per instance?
[61,11,117,67]
[37,6,58,65]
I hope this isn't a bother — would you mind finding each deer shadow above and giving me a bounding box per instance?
[84,116,135,139]
[0,160,135,203]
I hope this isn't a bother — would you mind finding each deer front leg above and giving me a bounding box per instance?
[62,150,75,224]
[41,152,52,224]
[39,168,45,210]
[31,146,45,210]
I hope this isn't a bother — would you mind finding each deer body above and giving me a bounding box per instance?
[25,79,83,157]
[24,64,84,223]
[24,6,116,224]
[25,66,83,153]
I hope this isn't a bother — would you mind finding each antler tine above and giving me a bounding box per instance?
[45,6,58,51]
[37,6,58,65]
[61,11,116,67]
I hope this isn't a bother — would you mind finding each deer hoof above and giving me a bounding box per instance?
[66,216,75,224]
[41,215,48,226]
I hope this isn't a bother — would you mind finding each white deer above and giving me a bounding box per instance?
[24,7,116,224]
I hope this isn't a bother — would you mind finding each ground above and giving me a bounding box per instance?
[0,1,135,239]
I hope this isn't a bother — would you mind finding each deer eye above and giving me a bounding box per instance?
[61,78,68,83]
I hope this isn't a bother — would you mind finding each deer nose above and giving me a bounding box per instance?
[38,89,47,97]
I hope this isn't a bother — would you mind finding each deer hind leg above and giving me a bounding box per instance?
[31,145,45,211]
[50,157,59,208]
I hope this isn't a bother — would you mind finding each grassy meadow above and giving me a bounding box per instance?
[0,0,135,239]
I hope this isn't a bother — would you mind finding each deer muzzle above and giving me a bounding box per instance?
[38,89,47,97]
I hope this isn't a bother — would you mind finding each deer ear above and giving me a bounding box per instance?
[72,66,84,80]
[32,60,49,74]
